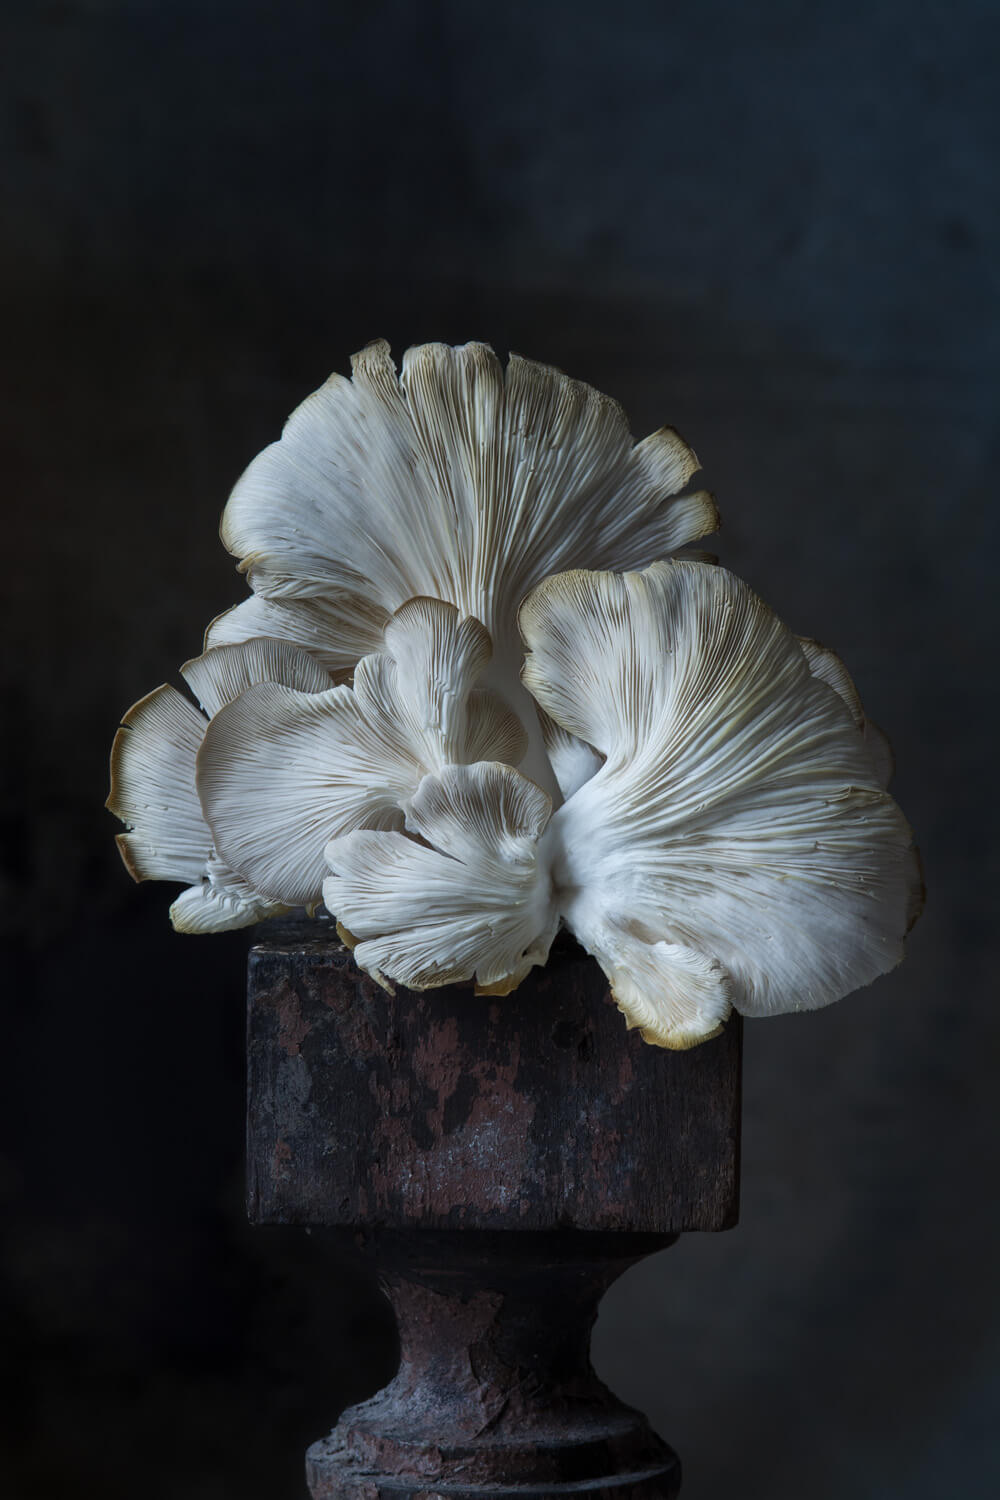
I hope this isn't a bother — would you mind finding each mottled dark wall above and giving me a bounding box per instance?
[2,2,997,1497]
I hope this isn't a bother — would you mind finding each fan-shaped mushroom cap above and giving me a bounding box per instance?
[107,638,332,932]
[580,922,734,1050]
[520,561,921,1044]
[197,598,528,908]
[108,684,211,885]
[168,855,279,935]
[797,636,895,788]
[216,340,717,797]
[205,592,388,680]
[179,636,331,717]
[379,598,526,769]
[323,762,558,995]
[220,341,716,648]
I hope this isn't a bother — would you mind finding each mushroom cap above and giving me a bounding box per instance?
[323,761,558,995]
[197,599,528,908]
[519,560,922,1044]
[107,637,333,932]
[216,340,717,663]
[108,683,211,885]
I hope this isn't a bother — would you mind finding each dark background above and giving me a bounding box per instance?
[3,2,998,1496]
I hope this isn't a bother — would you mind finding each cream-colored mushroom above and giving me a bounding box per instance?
[324,762,558,995]
[196,597,527,909]
[108,340,922,1045]
[211,340,717,801]
[318,561,921,1049]
[107,638,331,932]
[206,591,390,682]
[524,562,922,1042]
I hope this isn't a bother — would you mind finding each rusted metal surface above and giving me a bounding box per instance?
[247,925,741,1235]
[306,1232,681,1500]
[247,921,742,1496]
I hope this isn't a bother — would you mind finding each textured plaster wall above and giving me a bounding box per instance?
[2,2,997,1497]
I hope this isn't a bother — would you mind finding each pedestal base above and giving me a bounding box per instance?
[305,1231,681,1500]
[309,1450,678,1500]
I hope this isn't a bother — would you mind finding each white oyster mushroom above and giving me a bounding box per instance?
[210,339,718,799]
[526,563,922,1042]
[320,561,921,1049]
[196,597,528,910]
[324,762,558,996]
[107,338,922,1052]
[207,591,390,682]
[107,638,333,932]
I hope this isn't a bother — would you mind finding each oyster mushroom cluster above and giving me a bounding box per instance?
[108,340,922,1049]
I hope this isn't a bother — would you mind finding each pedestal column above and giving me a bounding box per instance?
[247,924,741,1497]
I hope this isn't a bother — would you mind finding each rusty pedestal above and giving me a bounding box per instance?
[247,923,741,1499]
